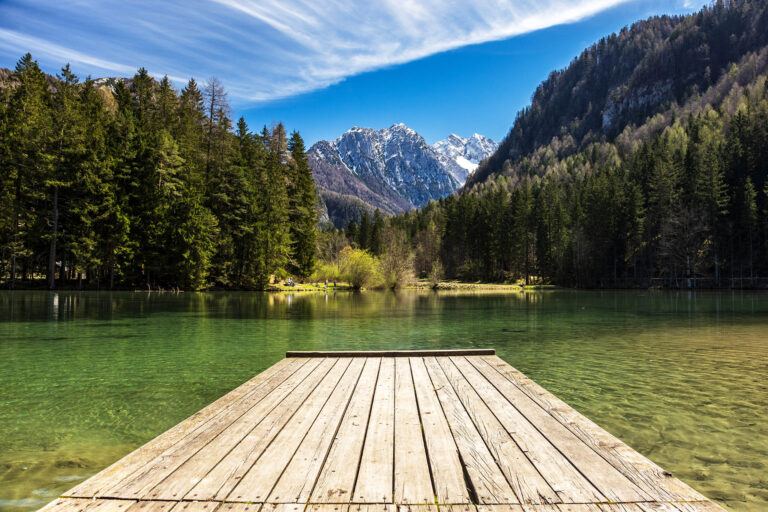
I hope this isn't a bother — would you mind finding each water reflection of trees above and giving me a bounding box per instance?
[1,289,765,323]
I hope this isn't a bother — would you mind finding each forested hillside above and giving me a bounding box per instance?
[470,0,768,187]
[384,0,768,287]
[0,54,317,290]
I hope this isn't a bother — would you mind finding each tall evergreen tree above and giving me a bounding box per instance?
[287,131,317,277]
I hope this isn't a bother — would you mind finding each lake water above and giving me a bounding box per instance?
[0,290,766,512]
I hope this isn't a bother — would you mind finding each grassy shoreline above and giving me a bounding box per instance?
[0,279,555,293]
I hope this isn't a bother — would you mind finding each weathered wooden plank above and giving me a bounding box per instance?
[306,505,348,512]
[231,358,365,502]
[311,358,382,503]
[437,357,559,505]
[450,357,604,504]
[470,357,648,504]
[44,352,727,512]
[217,504,262,512]
[409,357,471,505]
[437,506,476,512]
[99,358,319,500]
[667,503,728,512]
[261,505,306,512]
[597,505,643,512]
[125,502,175,512]
[67,358,301,497]
[423,357,518,504]
[286,350,494,358]
[634,505,680,512]
[349,506,396,512]
[168,502,221,512]
[393,358,434,505]
[268,359,376,504]
[38,499,99,512]
[396,506,438,512]
[86,500,140,512]
[180,358,343,501]
[475,505,526,512]
[354,357,396,503]
[480,356,709,505]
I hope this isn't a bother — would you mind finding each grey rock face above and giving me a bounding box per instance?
[433,133,498,183]
[309,123,461,214]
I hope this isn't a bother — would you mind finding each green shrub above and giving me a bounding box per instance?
[339,246,380,289]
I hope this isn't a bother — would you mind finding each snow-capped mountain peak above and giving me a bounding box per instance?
[433,133,498,183]
[308,124,499,227]
[309,124,461,216]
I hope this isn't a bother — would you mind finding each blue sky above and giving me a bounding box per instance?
[1,0,699,145]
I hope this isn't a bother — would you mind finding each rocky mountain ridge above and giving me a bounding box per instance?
[433,133,498,183]
[310,123,497,227]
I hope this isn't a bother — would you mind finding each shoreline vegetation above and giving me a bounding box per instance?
[2,3,768,293]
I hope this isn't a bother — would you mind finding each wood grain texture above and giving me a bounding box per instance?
[410,357,471,505]
[268,359,376,504]
[100,358,321,500]
[66,358,301,498]
[480,356,707,505]
[354,357,396,503]
[450,357,603,504]
[437,357,559,505]
[43,352,727,512]
[187,358,342,501]
[423,357,518,504]
[469,357,648,504]
[233,358,366,503]
[311,358,382,503]
[168,502,221,512]
[393,358,434,504]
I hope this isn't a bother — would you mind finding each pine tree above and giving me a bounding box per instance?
[254,124,291,287]
[287,131,317,277]
[4,54,50,288]
[47,64,83,289]
[743,177,758,280]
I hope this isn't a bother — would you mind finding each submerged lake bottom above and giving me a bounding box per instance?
[0,290,766,512]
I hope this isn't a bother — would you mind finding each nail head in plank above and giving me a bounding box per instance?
[217,504,262,512]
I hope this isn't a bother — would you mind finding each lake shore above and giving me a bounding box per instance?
[0,279,552,293]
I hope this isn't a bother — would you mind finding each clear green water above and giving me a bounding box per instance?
[0,290,766,512]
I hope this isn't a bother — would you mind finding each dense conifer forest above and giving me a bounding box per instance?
[0,55,317,290]
[4,0,768,290]
[355,0,768,288]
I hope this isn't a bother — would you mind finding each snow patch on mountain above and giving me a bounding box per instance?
[308,123,461,213]
[433,133,498,183]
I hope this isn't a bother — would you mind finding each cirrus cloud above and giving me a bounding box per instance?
[0,0,629,103]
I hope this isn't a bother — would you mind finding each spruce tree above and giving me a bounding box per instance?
[287,130,317,277]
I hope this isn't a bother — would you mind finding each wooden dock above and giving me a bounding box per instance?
[41,350,726,512]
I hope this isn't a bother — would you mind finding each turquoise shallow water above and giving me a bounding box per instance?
[0,290,766,512]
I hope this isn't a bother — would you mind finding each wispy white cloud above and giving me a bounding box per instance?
[0,28,135,74]
[0,0,628,103]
